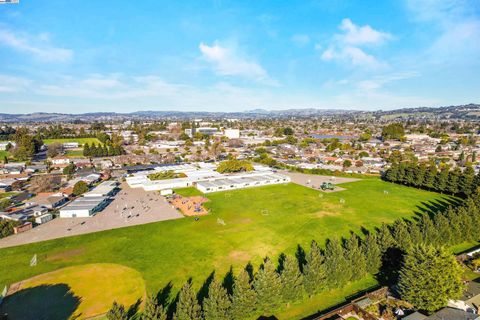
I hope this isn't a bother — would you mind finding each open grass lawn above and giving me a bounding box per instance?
[0,263,145,319]
[43,137,102,146]
[0,192,18,199]
[64,149,86,158]
[0,150,9,159]
[0,179,452,319]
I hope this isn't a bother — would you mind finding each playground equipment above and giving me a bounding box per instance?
[320,182,335,191]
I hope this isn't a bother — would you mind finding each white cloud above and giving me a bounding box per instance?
[35,74,185,99]
[320,19,392,68]
[321,45,384,69]
[291,34,311,47]
[405,0,480,61]
[339,18,392,45]
[356,72,420,91]
[0,74,31,93]
[199,41,277,85]
[0,29,73,62]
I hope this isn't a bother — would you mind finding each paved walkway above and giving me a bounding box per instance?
[0,183,183,249]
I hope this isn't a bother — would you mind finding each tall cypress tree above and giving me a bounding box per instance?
[253,258,283,315]
[447,167,461,195]
[377,223,395,253]
[392,219,412,251]
[445,207,462,244]
[324,238,350,288]
[280,255,304,302]
[407,220,423,245]
[398,244,464,314]
[83,143,90,157]
[345,234,366,281]
[303,241,327,296]
[436,166,449,193]
[420,214,439,245]
[230,269,256,320]
[457,206,475,242]
[424,164,437,190]
[434,213,453,246]
[416,163,427,187]
[106,301,128,320]
[173,281,202,320]
[142,294,167,320]
[203,276,231,320]
[460,166,475,196]
[363,233,382,274]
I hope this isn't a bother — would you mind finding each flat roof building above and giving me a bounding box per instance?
[59,196,108,218]
[84,180,118,197]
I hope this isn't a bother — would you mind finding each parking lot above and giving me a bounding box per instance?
[0,182,183,248]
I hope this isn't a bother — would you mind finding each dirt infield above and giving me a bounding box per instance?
[169,195,209,216]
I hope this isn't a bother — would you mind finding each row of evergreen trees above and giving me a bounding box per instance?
[106,188,480,320]
[384,161,479,196]
[83,142,125,158]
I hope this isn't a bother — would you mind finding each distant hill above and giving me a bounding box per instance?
[0,103,478,122]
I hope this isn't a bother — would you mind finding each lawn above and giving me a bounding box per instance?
[0,178,452,319]
[42,137,102,146]
[64,149,85,158]
[0,263,145,319]
[0,150,9,160]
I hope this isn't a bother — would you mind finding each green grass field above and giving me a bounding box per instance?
[0,150,10,160]
[0,263,145,319]
[42,137,102,146]
[64,149,85,158]
[0,179,453,319]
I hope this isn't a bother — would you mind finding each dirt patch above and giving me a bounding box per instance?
[236,218,253,224]
[313,210,340,218]
[169,195,209,216]
[45,247,85,262]
[228,250,251,262]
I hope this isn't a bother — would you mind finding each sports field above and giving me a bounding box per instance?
[0,263,145,319]
[42,137,102,146]
[0,178,452,318]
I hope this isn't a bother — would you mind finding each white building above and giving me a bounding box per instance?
[196,173,290,193]
[224,129,240,139]
[197,127,218,135]
[0,141,15,151]
[51,156,70,166]
[59,196,108,218]
[84,180,118,197]
[126,162,290,194]
[62,142,79,149]
[35,213,53,224]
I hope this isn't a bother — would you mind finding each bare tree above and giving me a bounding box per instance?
[47,142,64,158]
[29,175,62,193]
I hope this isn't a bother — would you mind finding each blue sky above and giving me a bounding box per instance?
[0,0,479,113]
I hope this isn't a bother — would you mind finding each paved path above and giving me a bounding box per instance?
[280,171,360,190]
[0,183,183,249]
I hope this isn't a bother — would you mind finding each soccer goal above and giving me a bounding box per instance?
[30,254,37,267]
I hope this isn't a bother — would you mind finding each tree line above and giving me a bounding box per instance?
[83,142,125,158]
[106,188,480,319]
[384,161,479,197]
